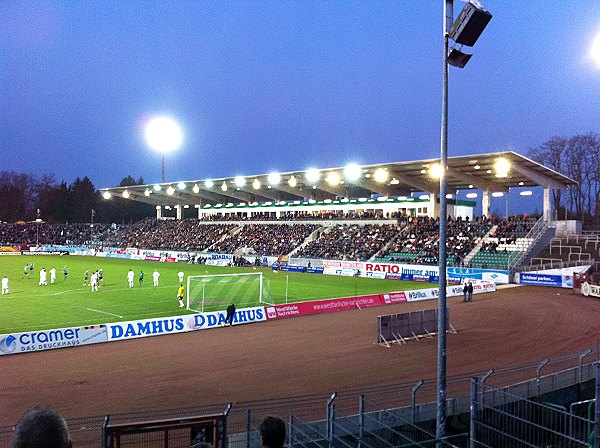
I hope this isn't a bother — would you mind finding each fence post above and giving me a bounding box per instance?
[288,414,293,448]
[536,359,549,396]
[411,380,424,423]
[469,378,478,448]
[579,349,592,383]
[358,394,365,448]
[594,363,599,448]
[326,392,336,442]
[102,415,110,448]
[246,409,251,448]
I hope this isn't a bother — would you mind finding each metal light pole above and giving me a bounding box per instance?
[436,1,452,444]
[436,1,491,443]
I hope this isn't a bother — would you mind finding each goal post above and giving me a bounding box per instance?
[186,272,273,312]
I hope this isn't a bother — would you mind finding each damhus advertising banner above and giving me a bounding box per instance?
[0,325,108,356]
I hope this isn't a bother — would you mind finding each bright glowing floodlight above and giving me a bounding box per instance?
[166,186,175,195]
[373,168,388,183]
[153,184,161,191]
[344,164,362,182]
[144,189,151,197]
[144,116,183,153]
[103,191,111,200]
[325,172,341,186]
[122,190,130,199]
[205,180,214,188]
[221,182,228,192]
[591,31,600,68]
[305,168,320,183]
[268,172,281,185]
[178,182,186,190]
[288,176,297,188]
[492,192,504,198]
[466,192,478,199]
[252,179,261,190]
[429,163,443,179]
[234,176,246,187]
[192,184,200,193]
[495,158,510,177]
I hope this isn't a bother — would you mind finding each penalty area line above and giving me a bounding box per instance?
[86,307,123,318]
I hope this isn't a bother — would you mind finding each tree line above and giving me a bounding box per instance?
[0,173,153,224]
[528,132,600,226]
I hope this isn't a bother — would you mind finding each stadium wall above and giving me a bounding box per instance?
[0,282,495,356]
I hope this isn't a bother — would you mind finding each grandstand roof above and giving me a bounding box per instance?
[101,151,576,208]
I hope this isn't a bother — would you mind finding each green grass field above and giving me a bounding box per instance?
[0,255,427,333]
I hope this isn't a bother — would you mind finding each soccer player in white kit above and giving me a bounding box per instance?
[153,269,160,287]
[1,276,8,295]
[90,271,99,292]
[50,267,56,284]
[127,269,135,288]
[177,271,184,283]
[39,268,47,286]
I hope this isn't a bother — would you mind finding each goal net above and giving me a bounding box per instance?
[186,272,273,312]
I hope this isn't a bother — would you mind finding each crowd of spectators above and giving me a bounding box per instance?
[211,224,318,256]
[104,219,236,252]
[0,222,115,246]
[380,216,495,266]
[199,210,404,221]
[295,224,401,261]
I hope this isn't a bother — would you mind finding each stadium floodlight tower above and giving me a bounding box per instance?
[437,1,491,445]
[144,116,183,183]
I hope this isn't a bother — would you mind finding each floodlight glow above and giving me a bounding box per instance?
[221,182,227,192]
[374,168,388,183]
[165,186,174,195]
[305,169,320,183]
[144,116,183,153]
[155,205,161,210]
[153,184,161,191]
[122,190,130,199]
[358,197,368,202]
[144,189,151,197]
[268,172,281,185]
[429,163,443,179]
[226,203,233,207]
[486,169,492,174]
[344,164,361,181]
[466,192,478,198]
[390,178,399,185]
[323,199,332,204]
[474,165,480,170]
[194,204,200,208]
[469,184,474,189]
[591,31,600,68]
[419,194,429,200]
[184,204,189,209]
[377,196,388,201]
[495,158,510,177]
[308,199,316,204]
[492,192,504,198]
[103,191,111,200]
[192,184,200,193]
[341,198,349,203]
[288,176,297,188]
[325,172,340,186]
[234,176,246,187]
[178,182,186,190]
[446,194,453,199]
[164,206,171,210]
[252,179,261,190]
[518,181,524,186]
[520,190,533,196]
[239,202,246,206]
[215,203,222,207]
[203,204,211,208]
[278,201,287,205]
[205,180,214,188]
[420,169,427,174]
[264,202,272,206]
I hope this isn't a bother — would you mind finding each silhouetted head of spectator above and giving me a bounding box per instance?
[11,408,71,448]
[259,416,286,448]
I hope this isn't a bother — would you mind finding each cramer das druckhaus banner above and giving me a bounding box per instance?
[0,325,108,356]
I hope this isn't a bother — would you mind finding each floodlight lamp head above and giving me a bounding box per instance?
[449,1,492,47]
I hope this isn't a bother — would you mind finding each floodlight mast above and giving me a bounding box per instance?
[437,1,491,445]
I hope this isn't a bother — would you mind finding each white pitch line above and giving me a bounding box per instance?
[86,308,123,318]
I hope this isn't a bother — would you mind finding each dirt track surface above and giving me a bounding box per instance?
[2,285,600,426]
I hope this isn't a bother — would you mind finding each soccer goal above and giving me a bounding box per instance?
[186,272,273,312]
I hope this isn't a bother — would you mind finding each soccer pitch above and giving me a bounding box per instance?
[0,255,427,333]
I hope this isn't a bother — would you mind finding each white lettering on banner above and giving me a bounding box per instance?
[323,267,356,277]
[363,262,440,277]
[108,318,186,340]
[322,260,364,269]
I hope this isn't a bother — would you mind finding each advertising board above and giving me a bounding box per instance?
[516,273,573,288]
[0,325,108,356]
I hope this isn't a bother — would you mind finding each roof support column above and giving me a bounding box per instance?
[176,205,183,220]
[543,187,551,221]
[156,206,162,220]
[482,189,490,218]
[429,192,439,218]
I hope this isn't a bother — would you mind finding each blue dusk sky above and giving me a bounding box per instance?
[1,1,600,214]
